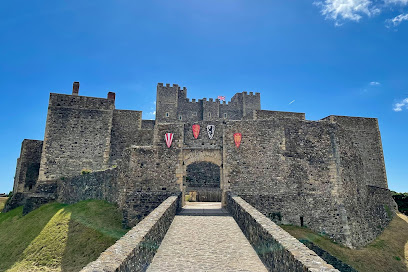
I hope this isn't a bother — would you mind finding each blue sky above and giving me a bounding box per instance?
[1,0,407,193]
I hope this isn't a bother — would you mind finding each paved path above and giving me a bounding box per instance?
[146,202,268,272]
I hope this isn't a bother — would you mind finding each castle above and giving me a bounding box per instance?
[6,82,396,248]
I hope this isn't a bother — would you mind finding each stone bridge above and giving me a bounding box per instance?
[81,194,340,272]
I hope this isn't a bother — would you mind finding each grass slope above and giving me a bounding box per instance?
[0,197,7,212]
[282,213,408,272]
[0,200,128,272]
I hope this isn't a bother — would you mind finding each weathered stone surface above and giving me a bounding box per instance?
[38,93,115,181]
[300,240,357,272]
[13,139,43,193]
[81,195,180,272]
[227,194,339,272]
[146,202,268,272]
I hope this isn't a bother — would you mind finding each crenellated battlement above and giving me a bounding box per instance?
[156,83,261,122]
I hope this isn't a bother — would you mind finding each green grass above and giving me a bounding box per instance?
[281,213,408,272]
[0,197,8,212]
[0,200,129,272]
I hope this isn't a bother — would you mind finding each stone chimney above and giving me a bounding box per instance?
[107,92,116,100]
[72,82,80,96]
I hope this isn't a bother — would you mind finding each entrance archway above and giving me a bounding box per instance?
[177,149,224,205]
[185,162,221,202]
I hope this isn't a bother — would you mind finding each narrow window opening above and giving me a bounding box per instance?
[165,112,169,117]
[208,112,211,117]
[300,216,304,227]
[224,113,227,118]
[179,115,182,120]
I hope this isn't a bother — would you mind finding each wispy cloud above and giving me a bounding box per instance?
[289,100,295,105]
[314,0,408,27]
[384,0,408,5]
[370,81,381,86]
[314,0,378,25]
[386,13,408,27]
[393,98,408,112]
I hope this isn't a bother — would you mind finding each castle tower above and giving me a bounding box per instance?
[156,83,180,123]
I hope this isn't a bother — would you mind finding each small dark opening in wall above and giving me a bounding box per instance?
[300,216,304,227]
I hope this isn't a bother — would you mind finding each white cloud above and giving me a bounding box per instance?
[393,98,408,112]
[386,13,408,27]
[384,0,408,5]
[289,100,295,105]
[314,0,378,23]
[314,0,408,26]
[370,81,381,85]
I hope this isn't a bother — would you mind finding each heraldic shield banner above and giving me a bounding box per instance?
[192,124,200,139]
[234,133,242,148]
[207,125,215,139]
[165,133,173,148]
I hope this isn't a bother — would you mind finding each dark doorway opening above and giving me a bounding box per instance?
[185,161,221,202]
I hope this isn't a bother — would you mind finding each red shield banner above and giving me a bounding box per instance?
[192,124,200,139]
[165,133,174,148]
[234,133,242,148]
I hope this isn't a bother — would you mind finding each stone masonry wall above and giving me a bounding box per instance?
[114,122,184,226]
[186,162,220,188]
[253,110,306,121]
[56,168,119,205]
[109,109,152,165]
[322,116,397,246]
[223,117,395,247]
[227,194,338,272]
[223,119,348,243]
[324,116,387,188]
[38,93,115,181]
[242,91,261,117]
[13,139,43,193]
[81,195,181,272]
[156,83,260,122]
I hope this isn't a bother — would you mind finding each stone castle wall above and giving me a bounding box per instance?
[13,139,43,193]
[222,117,394,247]
[38,93,115,181]
[156,83,260,123]
[223,118,350,244]
[252,109,306,120]
[8,82,396,248]
[109,110,145,165]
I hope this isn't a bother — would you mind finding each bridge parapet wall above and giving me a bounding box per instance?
[81,195,181,272]
[226,193,339,272]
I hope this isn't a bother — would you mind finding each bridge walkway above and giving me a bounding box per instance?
[146,202,268,272]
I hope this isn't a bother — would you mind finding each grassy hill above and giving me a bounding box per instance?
[0,200,128,272]
[0,197,7,212]
[282,213,408,272]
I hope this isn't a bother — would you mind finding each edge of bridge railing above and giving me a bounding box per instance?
[81,193,181,272]
[226,193,339,272]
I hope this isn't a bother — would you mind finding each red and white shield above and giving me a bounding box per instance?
[165,133,174,148]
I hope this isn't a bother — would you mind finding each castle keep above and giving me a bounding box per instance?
[7,82,396,248]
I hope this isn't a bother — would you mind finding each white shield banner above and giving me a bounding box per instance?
[207,125,215,139]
